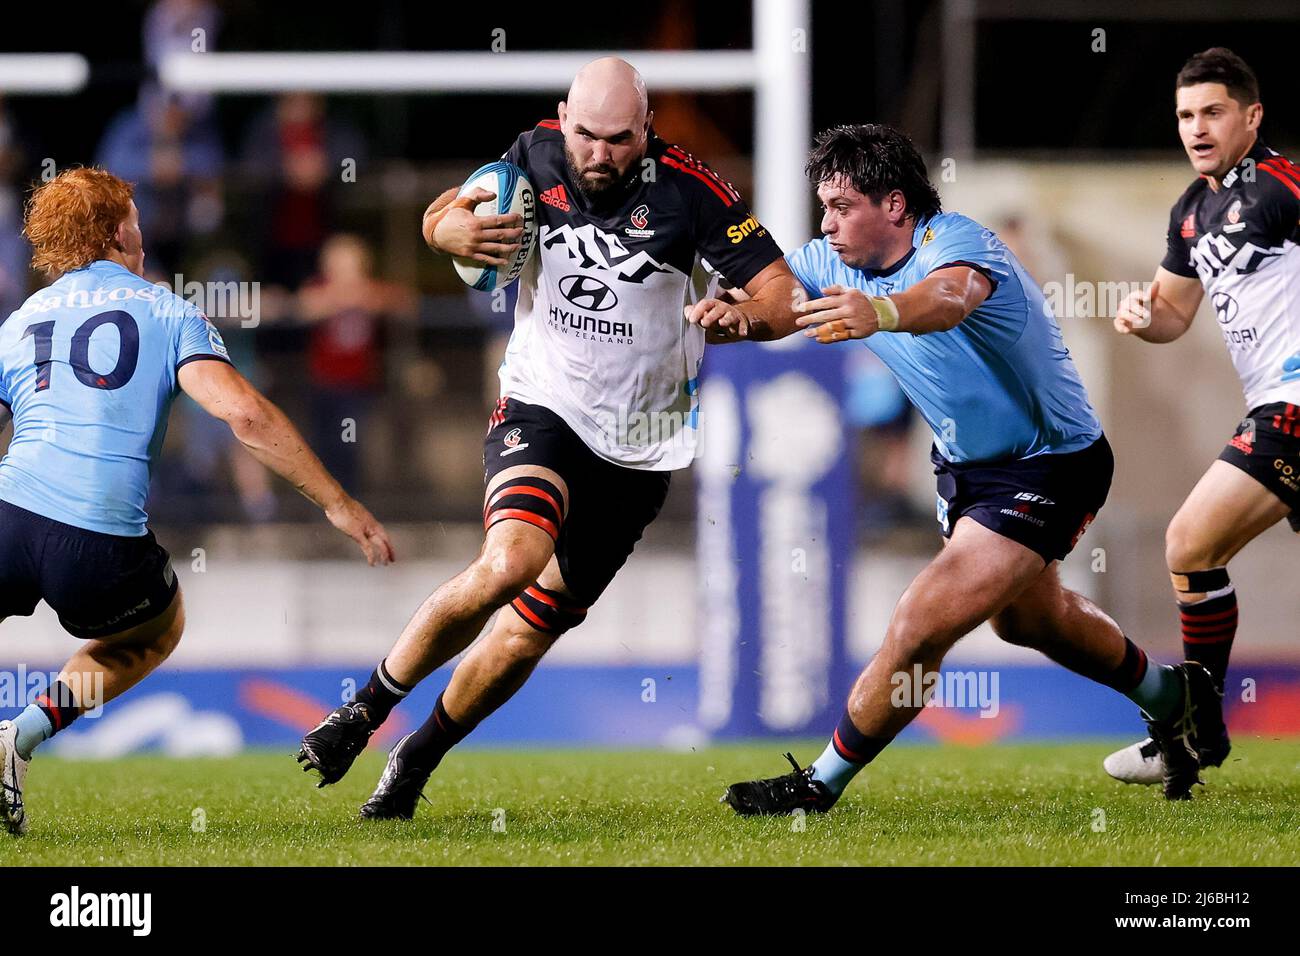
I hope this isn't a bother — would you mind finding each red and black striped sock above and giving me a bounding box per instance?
[404,692,474,770]
[35,679,82,735]
[830,710,893,766]
[1180,589,1237,690]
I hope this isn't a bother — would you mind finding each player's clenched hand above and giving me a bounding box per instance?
[685,298,751,340]
[325,497,396,567]
[425,187,524,265]
[795,284,879,343]
[1114,280,1158,334]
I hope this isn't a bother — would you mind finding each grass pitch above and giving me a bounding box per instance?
[1,740,1297,866]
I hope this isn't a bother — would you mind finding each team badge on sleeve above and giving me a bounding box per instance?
[205,319,230,359]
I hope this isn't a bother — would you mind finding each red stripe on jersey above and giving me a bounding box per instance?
[1261,158,1300,183]
[1261,161,1300,198]
[537,119,561,130]
[1273,156,1300,176]
[661,155,733,205]
[665,146,740,200]
[486,508,559,540]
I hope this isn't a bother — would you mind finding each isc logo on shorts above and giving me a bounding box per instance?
[1011,492,1056,505]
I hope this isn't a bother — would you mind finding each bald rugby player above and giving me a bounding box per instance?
[297,57,802,818]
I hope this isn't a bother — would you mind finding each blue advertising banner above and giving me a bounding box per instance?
[695,338,857,738]
[16,664,1296,756]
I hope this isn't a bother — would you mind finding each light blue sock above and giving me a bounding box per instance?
[12,704,54,760]
[809,740,865,797]
[1127,663,1183,722]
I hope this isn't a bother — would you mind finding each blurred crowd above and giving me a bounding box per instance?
[1,0,1063,542]
[0,3,479,526]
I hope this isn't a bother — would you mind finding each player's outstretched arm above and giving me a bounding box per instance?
[421,186,524,265]
[795,265,991,342]
[177,359,395,567]
[687,260,802,343]
[1113,268,1203,343]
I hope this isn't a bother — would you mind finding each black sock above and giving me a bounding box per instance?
[404,692,473,770]
[353,659,411,724]
[830,709,893,765]
[1180,590,1237,690]
[36,679,82,734]
[1092,636,1150,693]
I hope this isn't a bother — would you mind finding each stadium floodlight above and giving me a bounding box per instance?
[157,0,811,249]
[0,55,89,93]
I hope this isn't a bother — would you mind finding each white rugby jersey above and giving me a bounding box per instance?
[499,121,783,470]
[1162,141,1300,410]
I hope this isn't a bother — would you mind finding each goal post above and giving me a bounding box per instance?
[156,0,812,249]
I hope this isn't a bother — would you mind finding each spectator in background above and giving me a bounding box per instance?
[168,252,278,523]
[143,0,221,118]
[298,234,415,494]
[240,93,367,290]
[96,84,224,275]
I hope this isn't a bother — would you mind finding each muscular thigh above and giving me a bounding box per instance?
[900,516,1047,640]
[1168,459,1291,568]
[483,398,575,543]
[989,561,1068,641]
[482,397,668,610]
[487,554,574,640]
[1214,402,1300,532]
[484,463,569,544]
[97,587,185,648]
[485,464,569,511]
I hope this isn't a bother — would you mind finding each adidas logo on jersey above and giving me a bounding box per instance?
[540,185,571,212]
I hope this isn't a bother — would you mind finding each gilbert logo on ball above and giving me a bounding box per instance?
[452,161,538,292]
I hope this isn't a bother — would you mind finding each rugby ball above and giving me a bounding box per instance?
[451,161,537,292]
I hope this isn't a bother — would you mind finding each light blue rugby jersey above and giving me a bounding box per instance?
[0,260,231,536]
[787,212,1101,463]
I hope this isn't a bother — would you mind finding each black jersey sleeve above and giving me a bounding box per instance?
[502,129,533,173]
[671,152,785,289]
[1257,158,1300,245]
[1160,190,1200,278]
